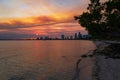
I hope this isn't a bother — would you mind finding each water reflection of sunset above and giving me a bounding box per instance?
[0,40,96,80]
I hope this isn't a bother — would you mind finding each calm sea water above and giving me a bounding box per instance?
[0,40,96,80]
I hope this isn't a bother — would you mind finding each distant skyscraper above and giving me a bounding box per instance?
[61,34,65,40]
[78,32,82,39]
[74,33,77,39]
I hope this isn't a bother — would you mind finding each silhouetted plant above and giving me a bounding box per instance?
[75,0,120,39]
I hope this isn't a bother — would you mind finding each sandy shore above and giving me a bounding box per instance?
[92,41,120,80]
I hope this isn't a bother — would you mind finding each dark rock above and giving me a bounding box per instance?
[81,54,87,58]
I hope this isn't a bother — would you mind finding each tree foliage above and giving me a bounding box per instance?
[75,0,120,39]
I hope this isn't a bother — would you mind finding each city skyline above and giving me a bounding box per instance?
[0,0,90,39]
[35,32,90,40]
[0,0,106,39]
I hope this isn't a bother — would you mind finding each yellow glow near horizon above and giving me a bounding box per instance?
[0,0,90,38]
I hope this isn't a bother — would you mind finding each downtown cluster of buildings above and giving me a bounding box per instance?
[36,32,91,40]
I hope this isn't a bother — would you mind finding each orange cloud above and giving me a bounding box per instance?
[0,9,87,36]
[33,16,57,23]
[0,13,76,28]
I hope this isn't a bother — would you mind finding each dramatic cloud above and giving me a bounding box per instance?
[0,0,91,38]
[0,15,77,30]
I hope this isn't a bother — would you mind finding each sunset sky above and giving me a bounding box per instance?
[0,0,90,39]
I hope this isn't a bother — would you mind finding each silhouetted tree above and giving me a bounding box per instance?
[104,0,120,35]
[75,0,120,39]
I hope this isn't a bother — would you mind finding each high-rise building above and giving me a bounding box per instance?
[61,34,65,40]
[74,33,77,39]
[78,32,82,39]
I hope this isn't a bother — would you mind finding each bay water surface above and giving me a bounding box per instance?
[0,40,96,80]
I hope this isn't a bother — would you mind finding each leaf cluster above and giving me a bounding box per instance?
[75,0,120,39]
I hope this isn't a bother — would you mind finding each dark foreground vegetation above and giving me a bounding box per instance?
[96,43,120,59]
[75,0,120,39]
[81,42,120,59]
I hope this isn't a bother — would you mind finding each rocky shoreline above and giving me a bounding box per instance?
[92,41,120,80]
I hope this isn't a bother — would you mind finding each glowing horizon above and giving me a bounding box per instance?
[0,0,89,39]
